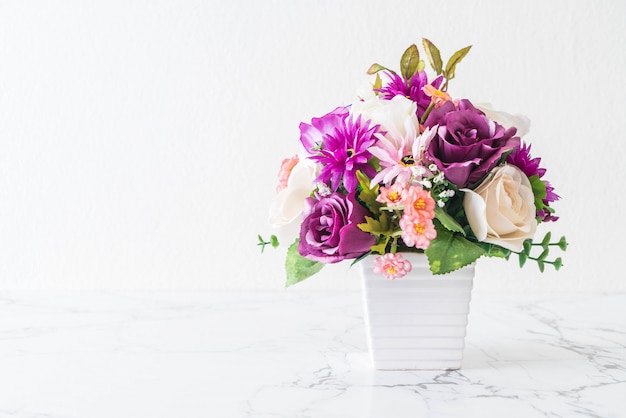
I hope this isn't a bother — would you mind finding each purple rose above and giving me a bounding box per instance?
[424,99,520,189]
[298,192,376,263]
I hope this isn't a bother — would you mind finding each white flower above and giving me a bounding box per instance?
[433,172,445,184]
[268,158,319,244]
[350,95,419,147]
[462,164,537,252]
[475,103,530,138]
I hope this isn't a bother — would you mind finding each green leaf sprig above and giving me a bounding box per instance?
[516,232,568,272]
[257,234,279,253]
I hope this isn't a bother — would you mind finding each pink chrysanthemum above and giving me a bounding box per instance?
[400,213,437,250]
[368,126,436,187]
[404,186,436,218]
[376,182,410,207]
[373,253,412,280]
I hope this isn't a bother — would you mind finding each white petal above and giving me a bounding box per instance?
[462,188,488,241]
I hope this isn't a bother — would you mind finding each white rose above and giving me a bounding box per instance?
[350,95,419,146]
[462,164,537,252]
[475,103,530,138]
[268,157,318,244]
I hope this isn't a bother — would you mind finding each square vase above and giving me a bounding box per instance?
[360,253,475,370]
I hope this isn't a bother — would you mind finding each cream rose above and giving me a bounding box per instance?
[462,164,537,252]
[268,157,318,244]
[350,94,419,145]
[475,103,530,138]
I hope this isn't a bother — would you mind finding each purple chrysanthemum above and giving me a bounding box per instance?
[376,71,443,119]
[507,142,560,222]
[302,113,379,193]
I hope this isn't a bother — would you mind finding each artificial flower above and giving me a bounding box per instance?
[475,103,530,138]
[403,185,436,219]
[399,212,437,250]
[276,155,300,193]
[268,157,319,244]
[377,71,443,119]
[462,164,537,252]
[376,182,410,207]
[350,95,420,148]
[424,99,521,189]
[262,40,565,285]
[373,253,412,280]
[299,106,350,153]
[298,192,376,263]
[422,84,452,108]
[368,125,437,187]
[507,142,560,222]
[302,113,380,193]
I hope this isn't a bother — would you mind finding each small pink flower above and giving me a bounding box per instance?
[400,212,437,249]
[276,155,300,193]
[373,253,412,280]
[376,182,409,207]
[422,85,452,108]
[404,186,436,218]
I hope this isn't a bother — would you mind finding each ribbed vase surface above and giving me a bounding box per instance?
[360,253,474,370]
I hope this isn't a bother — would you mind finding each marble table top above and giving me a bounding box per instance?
[0,290,624,418]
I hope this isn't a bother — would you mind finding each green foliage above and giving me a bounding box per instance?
[367,63,392,75]
[480,243,511,259]
[425,220,485,274]
[422,38,443,75]
[528,174,548,214]
[366,40,472,95]
[515,233,569,272]
[434,206,466,236]
[356,171,382,214]
[257,234,279,253]
[399,44,424,81]
[443,45,472,81]
[285,240,324,287]
[358,213,392,236]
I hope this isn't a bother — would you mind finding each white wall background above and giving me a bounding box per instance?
[0,0,624,292]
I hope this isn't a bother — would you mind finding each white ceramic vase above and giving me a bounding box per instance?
[359,252,475,370]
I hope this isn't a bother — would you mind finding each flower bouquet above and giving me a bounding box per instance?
[260,39,566,287]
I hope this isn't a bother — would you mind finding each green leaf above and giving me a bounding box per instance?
[416,59,426,74]
[553,257,563,270]
[481,243,511,259]
[541,231,552,248]
[373,74,382,92]
[270,235,279,248]
[537,260,545,273]
[356,171,381,214]
[528,175,548,213]
[519,252,527,268]
[434,206,466,235]
[367,63,392,75]
[558,236,568,251]
[285,240,324,287]
[370,238,390,255]
[350,251,371,267]
[357,213,391,236]
[400,44,420,81]
[422,38,443,74]
[523,239,532,255]
[538,248,549,260]
[444,45,472,80]
[425,220,485,274]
